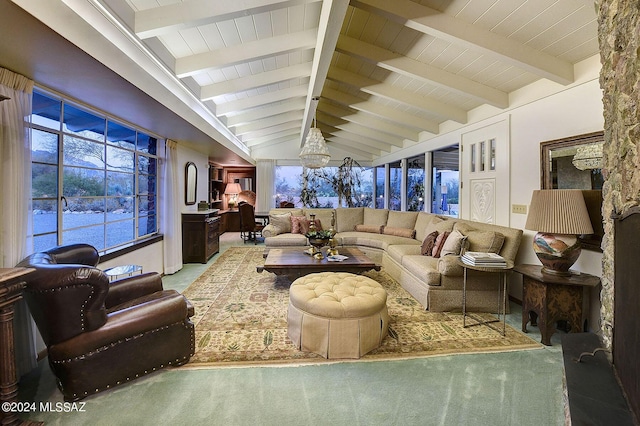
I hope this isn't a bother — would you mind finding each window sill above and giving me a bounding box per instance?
[99,234,164,263]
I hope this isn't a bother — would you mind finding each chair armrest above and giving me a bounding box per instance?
[438,256,464,276]
[49,290,191,360]
[105,272,164,309]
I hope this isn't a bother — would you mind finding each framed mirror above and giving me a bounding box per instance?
[540,131,604,251]
[185,162,197,205]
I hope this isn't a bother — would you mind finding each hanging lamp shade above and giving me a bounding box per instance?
[300,96,330,168]
[299,128,330,168]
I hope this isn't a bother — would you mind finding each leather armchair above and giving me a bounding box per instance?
[17,244,195,401]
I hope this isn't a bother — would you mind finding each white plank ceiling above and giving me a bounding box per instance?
[83,0,600,161]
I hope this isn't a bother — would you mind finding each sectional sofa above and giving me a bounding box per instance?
[262,207,523,313]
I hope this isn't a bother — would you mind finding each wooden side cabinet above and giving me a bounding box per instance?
[182,210,220,263]
[0,268,37,426]
[515,264,600,346]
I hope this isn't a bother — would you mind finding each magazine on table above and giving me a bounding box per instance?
[461,251,507,267]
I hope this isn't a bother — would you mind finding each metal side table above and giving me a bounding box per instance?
[457,258,514,336]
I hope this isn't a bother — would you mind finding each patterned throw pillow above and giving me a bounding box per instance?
[290,215,308,234]
[431,231,451,258]
[300,219,322,235]
[269,212,292,235]
[421,231,438,255]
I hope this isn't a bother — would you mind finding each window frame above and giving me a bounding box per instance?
[30,88,161,255]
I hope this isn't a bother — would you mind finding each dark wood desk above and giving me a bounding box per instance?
[0,267,37,426]
[515,264,600,346]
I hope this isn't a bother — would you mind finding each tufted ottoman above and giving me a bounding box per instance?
[287,272,389,359]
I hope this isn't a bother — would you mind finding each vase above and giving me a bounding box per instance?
[308,237,330,259]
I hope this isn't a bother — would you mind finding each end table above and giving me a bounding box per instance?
[515,264,600,346]
[457,258,514,336]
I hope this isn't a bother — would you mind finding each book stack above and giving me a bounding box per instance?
[461,251,507,268]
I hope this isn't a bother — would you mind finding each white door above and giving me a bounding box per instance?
[460,119,510,226]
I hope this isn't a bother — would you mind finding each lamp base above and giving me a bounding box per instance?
[532,232,582,276]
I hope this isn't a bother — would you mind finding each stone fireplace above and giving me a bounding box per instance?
[598,0,640,421]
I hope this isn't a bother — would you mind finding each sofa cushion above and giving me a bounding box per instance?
[386,244,422,264]
[269,212,293,235]
[454,222,505,253]
[336,231,419,250]
[354,224,383,233]
[440,230,467,257]
[335,207,364,232]
[264,233,308,246]
[382,226,416,239]
[414,212,435,242]
[402,255,441,285]
[386,211,418,229]
[420,231,439,255]
[304,208,334,231]
[425,216,455,236]
[363,208,388,227]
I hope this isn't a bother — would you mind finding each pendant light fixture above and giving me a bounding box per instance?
[299,97,330,168]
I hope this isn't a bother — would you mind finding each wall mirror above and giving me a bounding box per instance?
[185,162,197,205]
[540,131,604,251]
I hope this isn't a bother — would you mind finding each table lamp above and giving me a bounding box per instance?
[224,183,242,209]
[525,189,594,276]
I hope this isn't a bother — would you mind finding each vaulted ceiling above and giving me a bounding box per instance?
[14,0,600,164]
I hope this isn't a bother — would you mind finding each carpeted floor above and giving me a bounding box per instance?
[183,247,541,366]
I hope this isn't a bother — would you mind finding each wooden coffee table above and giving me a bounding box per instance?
[257,247,380,280]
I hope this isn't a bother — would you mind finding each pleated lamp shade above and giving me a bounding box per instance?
[525,189,594,275]
[525,190,594,234]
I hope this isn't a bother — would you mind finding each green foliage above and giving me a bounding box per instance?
[300,157,366,208]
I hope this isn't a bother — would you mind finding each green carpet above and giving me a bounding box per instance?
[182,247,541,366]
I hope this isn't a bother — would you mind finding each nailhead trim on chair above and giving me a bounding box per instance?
[58,322,195,401]
[29,283,95,331]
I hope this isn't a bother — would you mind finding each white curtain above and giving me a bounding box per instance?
[0,67,37,374]
[162,139,182,274]
[256,159,276,212]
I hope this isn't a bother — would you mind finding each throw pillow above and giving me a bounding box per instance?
[354,224,383,233]
[301,218,323,235]
[440,230,468,257]
[432,231,451,258]
[382,226,416,239]
[454,223,505,253]
[290,215,309,234]
[421,231,438,255]
[269,212,292,235]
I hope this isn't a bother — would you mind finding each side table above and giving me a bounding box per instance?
[514,264,600,346]
[457,259,514,336]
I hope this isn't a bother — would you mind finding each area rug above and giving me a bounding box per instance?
[182,247,541,367]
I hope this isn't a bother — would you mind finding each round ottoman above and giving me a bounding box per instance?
[287,272,389,359]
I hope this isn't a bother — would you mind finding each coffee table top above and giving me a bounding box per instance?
[260,247,379,277]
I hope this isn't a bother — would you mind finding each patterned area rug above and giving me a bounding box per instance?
[182,247,541,367]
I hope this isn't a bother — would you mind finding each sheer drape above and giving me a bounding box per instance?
[0,67,37,374]
[256,159,275,212]
[162,139,182,274]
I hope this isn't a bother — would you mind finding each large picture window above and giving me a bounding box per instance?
[31,89,159,254]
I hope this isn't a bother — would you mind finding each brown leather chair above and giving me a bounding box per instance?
[238,201,265,244]
[17,244,195,401]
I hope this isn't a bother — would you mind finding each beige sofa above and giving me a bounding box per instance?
[262,207,522,313]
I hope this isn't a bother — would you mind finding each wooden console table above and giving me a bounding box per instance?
[0,267,35,425]
[515,264,600,346]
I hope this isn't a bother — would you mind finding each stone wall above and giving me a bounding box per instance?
[597,0,640,347]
